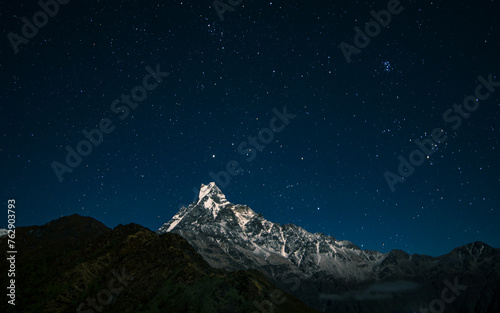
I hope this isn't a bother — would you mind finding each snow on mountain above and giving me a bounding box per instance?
[157,183,500,313]
[158,182,386,283]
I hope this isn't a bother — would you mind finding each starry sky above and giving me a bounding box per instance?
[1,0,499,257]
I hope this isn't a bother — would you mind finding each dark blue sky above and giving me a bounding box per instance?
[1,0,499,257]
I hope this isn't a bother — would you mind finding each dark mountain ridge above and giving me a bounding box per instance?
[0,214,320,313]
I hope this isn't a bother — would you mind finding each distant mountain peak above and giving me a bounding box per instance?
[195,182,230,220]
[196,182,228,205]
[158,183,386,282]
[158,182,231,232]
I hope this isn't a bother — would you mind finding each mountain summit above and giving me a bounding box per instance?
[159,182,384,278]
[159,182,500,313]
[196,181,228,204]
[159,182,260,233]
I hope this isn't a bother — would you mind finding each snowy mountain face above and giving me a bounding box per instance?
[158,183,500,313]
[158,183,389,308]
[159,183,385,280]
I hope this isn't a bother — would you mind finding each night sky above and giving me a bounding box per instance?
[1,0,499,257]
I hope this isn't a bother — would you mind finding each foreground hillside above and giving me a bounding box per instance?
[0,214,320,313]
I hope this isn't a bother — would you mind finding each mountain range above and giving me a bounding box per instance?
[158,182,500,313]
[1,182,499,313]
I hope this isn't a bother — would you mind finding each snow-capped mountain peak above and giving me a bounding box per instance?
[196,182,230,220]
[196,182,229,208]
[158,182,232,232]
[159,182,386,284]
